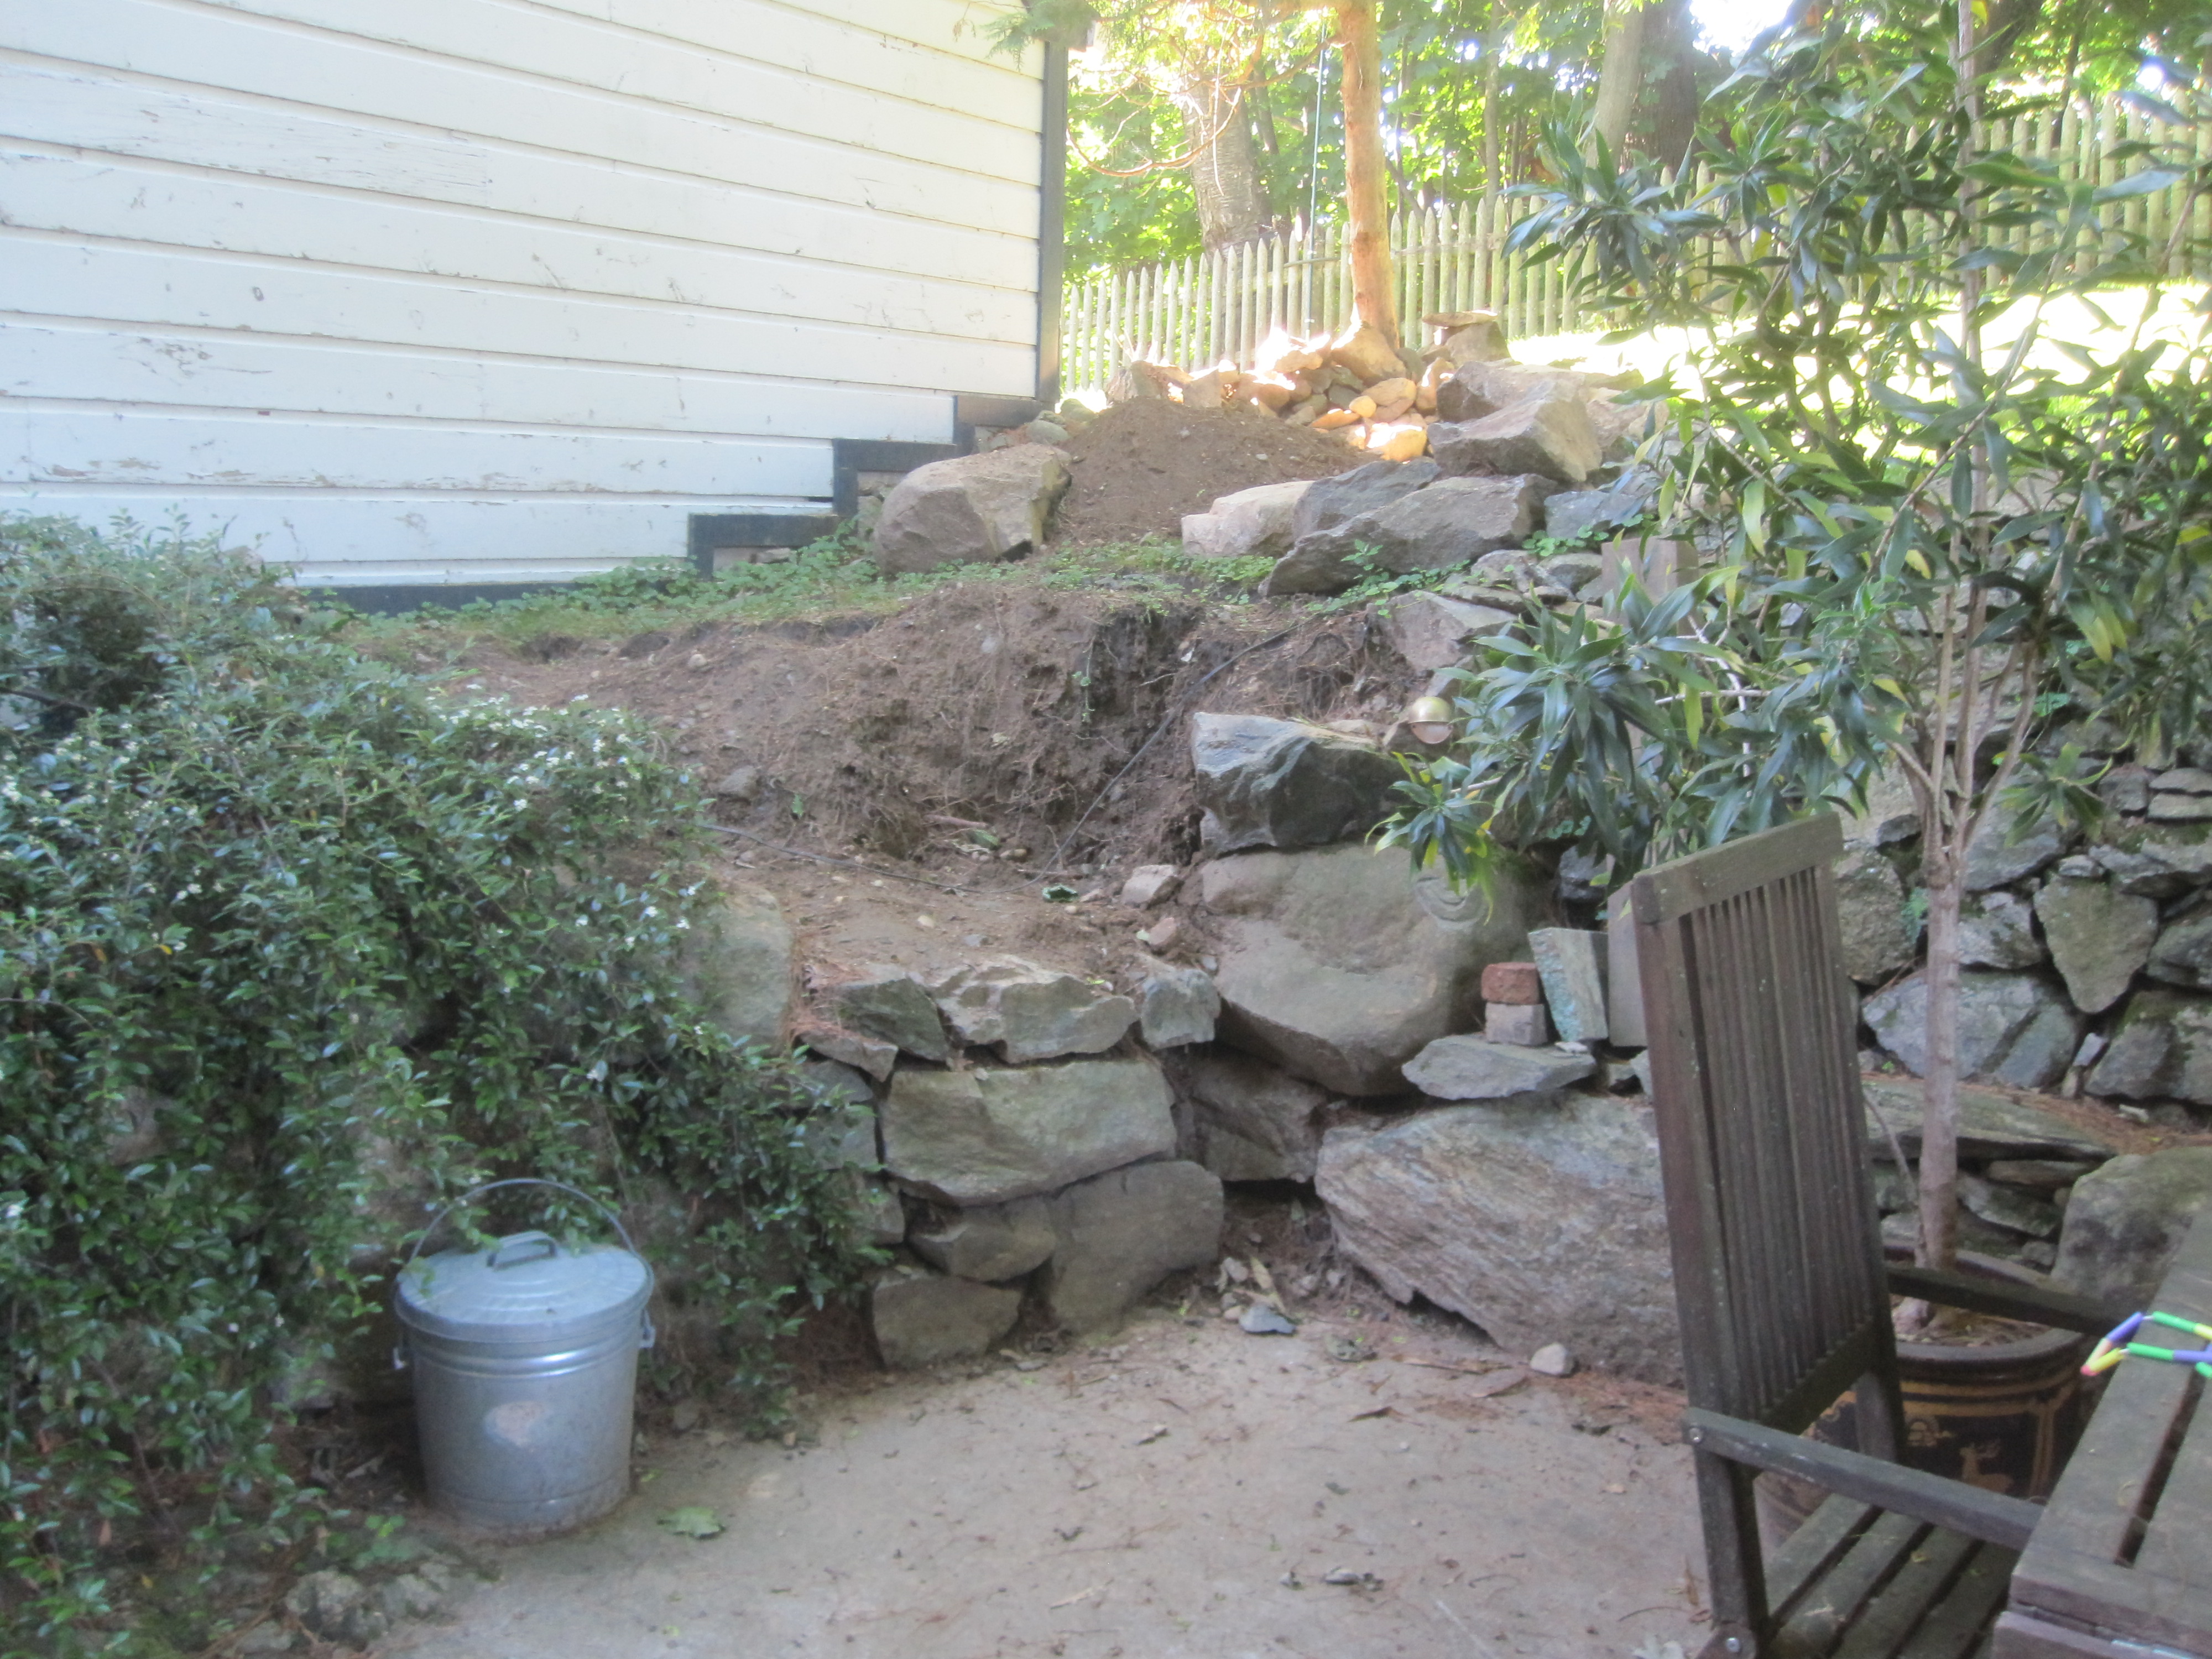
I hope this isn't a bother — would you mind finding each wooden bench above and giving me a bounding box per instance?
[1999,1212,2212,1657]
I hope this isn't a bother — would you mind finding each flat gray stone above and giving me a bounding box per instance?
[1534,550,1605,594]
[1841,764,1921,849]
[1288,457,1439,541]
[1316,1097,1679,1384]
[836,967,950,1062]
[870,1271,1024,1369]
[2091,822,2212,897]
[1834,849,1917,984]
[2034,876,2158,1014]
[1191,713,1399,854]
[2085,989,2212,1104]
[1169,1046,1333,1182]
[1960,889,2043,969]
[1429,394,1601,485]
[879,1056,1176,1205]
[1959,1173,2061,1239]
[933,958,1136,1064]
[797,1022,898,1082]
[873,445,1070,574]
[1861,1078,2119,1162]
[2148,906,2212,990]
[2150,794,2212,822]
[910,1195,1056,1282]
[1402,1035,1595,1099]
[1180,479,1313,561]
[1266,475,1558,596]
[2154,768,2212,794]
[679,888,794,1049]
[1139,966,1219,1049]
[1370,591,1519,672]
[2054,1146,2212,1310]
[1863,971,2083,1089]
[1528,927,1609,1043]
[1963,802,2067,891]
[1041,1160,1224,1331]
[1539,466,1660,545]
[1201,842,1552,1097]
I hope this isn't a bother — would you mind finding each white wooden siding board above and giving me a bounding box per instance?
[0,149,1033,345]
[1,238,1042,397]
[0,488,785,586]
[4,2,1040,234]
[4,405,828,495]
[197,0,1039,170]
[524,0,1040,122]
[721,0,1043,63]
[0,62,1036,291]
[0,322,957,444]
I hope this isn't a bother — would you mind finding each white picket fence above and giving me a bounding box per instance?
[1060,97,2212,398]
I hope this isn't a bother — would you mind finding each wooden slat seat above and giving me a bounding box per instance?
[1629,818,2120,1659]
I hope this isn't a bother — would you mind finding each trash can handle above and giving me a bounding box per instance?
[488,1231,560,1270]
[403,1178,644,1270]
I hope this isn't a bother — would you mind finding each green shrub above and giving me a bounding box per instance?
[0,517,869,1651]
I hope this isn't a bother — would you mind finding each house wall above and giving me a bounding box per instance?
[0,0,1047,590]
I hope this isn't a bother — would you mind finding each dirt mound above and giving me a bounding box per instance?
[469,581,1422,883]
[1051,399,1362,547]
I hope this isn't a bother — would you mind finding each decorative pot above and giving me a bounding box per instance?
[1757,1252,2093,1542]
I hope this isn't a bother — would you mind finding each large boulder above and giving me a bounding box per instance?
[1266,475,1558,596]
[932,958,1135,1063]
[1288,458,1440,540]
[1834,849,1916,984]
[1960,890,2044,969]
[2034,876,2158,1014]
[2085,989,2212,1104]
[1963,802,2067,891]
[2093,822,2212,898]
[1370,591,1519,672]
[1861,1077,2118,1164]
[834,967,950,1062]
[1400,1035,1596,1099]
[2053,1147,2212,1310]
[1180,480,1314,561]
[1169,1046,1333,1182]
[1039,1160,1224,1330]
[879,1056,1175,1205]
[870,1270,1024,1369]
[1541,467,1661,545]
[1199,842,1551,1096]
[1863,971,2083,1091]
[1190,713,1399,854]
[1428,395,1601,486]
[680,887,793,1048]
[1317,1097,1679,1383]
[1433,361,1614,424]
[873,445,1070,575]
[909,1195,1056,1282]
[2148,905,2212,990]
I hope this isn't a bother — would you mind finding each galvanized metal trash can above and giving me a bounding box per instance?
[394,1179,654,1537]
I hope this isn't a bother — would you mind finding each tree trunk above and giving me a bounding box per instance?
[1337,0,1400,348]
[1642,0,1699,173]
[1917,844,1965,1271]
[1176,78,1271,253]
[1591,0,1647,159]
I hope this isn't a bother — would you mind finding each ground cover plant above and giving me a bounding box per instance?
[0,516,873,1654]
[1384,4,2212,1273]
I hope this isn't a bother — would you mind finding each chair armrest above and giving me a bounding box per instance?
[1683,1408,2044,1550]
[1886,1264,2127,1337]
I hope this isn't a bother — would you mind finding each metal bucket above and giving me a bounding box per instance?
[394,1179,654,1538]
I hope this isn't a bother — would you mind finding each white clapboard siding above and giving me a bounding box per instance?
[2,0,1048,589]
[0,489,786,586]
[0,62,1034,293]
[1,149,1032,346]
[11,1,1040,237]
[206,0,1039,179]
[0,323,954,445]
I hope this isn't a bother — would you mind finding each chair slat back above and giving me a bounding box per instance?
[1630,816,1894,1430]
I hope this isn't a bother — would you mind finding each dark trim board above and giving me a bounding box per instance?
[830,438,960,519]
[686,510,842,576]
[299,581,567,614]
[1036,38,1069,410]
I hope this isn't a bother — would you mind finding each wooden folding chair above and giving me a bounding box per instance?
[1629,816,2119,1659]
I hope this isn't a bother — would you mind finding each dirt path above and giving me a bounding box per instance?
[395,1305,1701,1659]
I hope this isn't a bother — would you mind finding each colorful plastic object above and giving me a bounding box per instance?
[2082,1310,2212,1379]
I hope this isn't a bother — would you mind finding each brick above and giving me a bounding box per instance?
[1481,961,1543,1005]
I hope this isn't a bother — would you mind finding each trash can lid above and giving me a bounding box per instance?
[395,1233,651,1345]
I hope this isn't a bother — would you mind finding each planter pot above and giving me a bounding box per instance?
[1758,1253,2094,1543]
